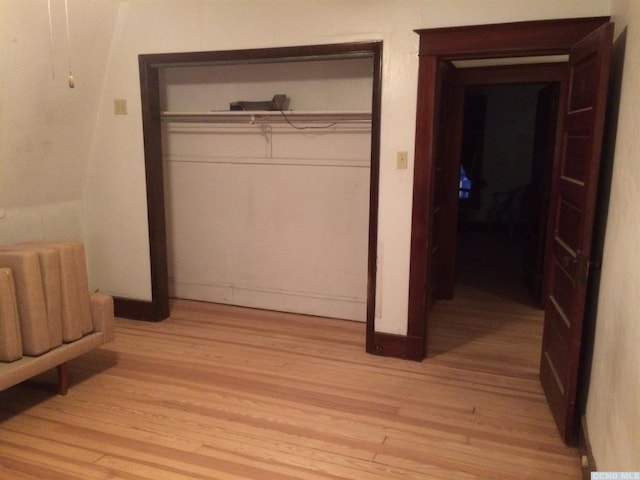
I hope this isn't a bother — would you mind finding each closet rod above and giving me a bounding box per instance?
[161,110,372,124]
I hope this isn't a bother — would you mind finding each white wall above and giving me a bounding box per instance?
[0,0,119,246]
[161,58,374,112]
[586,0,640,470]
[164,128,370,321]
[82,0,609,332]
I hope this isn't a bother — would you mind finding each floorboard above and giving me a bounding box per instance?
[1,260,581,479]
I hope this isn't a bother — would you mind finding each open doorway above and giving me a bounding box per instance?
[425,82,559,378]
[409,18,613,443]
[456,83,557,307]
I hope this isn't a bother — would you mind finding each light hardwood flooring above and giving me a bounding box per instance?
[1,285,580,479]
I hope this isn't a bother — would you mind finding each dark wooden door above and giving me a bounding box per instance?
[540,22,613,443]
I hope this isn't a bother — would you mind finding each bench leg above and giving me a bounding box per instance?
[57,363,69,395]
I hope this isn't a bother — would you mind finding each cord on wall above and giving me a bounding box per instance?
[278,110,337,130]
[47,0,55,80]
[64,0,74,88]
[47,0,75,88]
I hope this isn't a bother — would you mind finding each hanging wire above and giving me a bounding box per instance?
[64,0,75,88]
[47,0,56,79]
[278,110,337,130]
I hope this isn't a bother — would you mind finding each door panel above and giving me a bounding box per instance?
[549,263,575,336]
[564,134,590,180]
[556,200,582,249]
[540,22,613,443]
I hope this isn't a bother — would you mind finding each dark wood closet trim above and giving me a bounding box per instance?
[408,17,610,359]
[135,42,383,355]
[137,55,169,321]
[365,43,383,355]
[113,297,156,321]
[141,43,379,68]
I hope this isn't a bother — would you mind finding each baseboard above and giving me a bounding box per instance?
[113,297,159,322]
[579,414,597,479]
[170,281,366,322]
[367,332,424,361]
[115,296,423,360]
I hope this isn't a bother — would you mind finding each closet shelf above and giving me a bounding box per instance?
[161,110,372,124]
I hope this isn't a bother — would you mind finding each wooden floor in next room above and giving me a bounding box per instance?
[0,239,581,479]
[428,228,547,379]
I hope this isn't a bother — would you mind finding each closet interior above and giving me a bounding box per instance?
[159,54,375,322]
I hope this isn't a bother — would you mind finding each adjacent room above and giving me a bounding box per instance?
[1,1,638,478]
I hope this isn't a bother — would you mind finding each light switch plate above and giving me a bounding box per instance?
[114,99,128,115]
[397,151,408,169]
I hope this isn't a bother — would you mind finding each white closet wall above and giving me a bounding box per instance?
[161,58,373,321]
[161,59,373,111]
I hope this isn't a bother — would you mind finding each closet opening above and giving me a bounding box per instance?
[137,42,382,353]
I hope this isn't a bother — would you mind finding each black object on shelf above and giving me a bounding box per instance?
[230,94,289,111]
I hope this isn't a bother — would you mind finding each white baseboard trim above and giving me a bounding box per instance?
[170,280,366,322]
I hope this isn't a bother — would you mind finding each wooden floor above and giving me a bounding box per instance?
[0,282,581,478]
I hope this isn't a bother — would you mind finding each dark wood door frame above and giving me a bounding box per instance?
[407,17,610,361]
[124,42,383,355]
